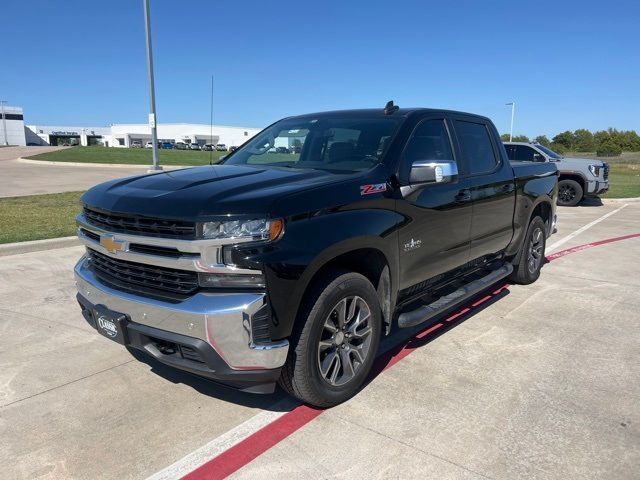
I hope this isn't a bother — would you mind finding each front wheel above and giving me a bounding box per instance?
[509,216,547,285]
[557,179,583,206]
[279,271,382,407]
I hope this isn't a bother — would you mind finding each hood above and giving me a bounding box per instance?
[561,156,605,168]
[81,164,352,220]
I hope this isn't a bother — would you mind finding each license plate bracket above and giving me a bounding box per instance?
[93,305,129,345]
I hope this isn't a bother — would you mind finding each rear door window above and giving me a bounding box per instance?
[454,121,498,174]
[503,144,515,160]
[513,145,536,162]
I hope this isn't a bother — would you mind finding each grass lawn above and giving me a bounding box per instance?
[565,151,640,198]
[25,146,228,166]
[0,192,83,244]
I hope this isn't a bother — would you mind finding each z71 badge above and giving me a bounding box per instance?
[360,183,387,195]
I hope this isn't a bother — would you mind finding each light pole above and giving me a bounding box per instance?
[0,101,8,146]
[506,102,515,142]
[143,0,161,171]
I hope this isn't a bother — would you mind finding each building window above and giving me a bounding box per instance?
[244,131,248,136]
[117,138,125,146]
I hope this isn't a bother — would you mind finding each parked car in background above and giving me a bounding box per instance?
[189,143,201,150]
[161,142,174,149]
[215,144,227,151]
[145,142,154,148]
[275,147,290,154]
[228,146,238,152]
[131,141,142,148]
[503,142,609,206]
[75,104,558,407]
[202,144,215,151]
[174,142,188,150]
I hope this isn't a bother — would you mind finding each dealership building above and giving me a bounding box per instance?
[1,105,26,146]
[25,123,261,148]
[1,105,261,148]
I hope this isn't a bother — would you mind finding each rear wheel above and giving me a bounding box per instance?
[557,179,583,206]
[509,216,546,285]
[279,271,382,407]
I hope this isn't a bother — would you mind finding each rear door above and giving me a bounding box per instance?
[450,116,516,261]
[396,115,473,290]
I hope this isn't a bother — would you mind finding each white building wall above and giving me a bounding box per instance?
[109,123,261,148]
[25,125,112,146]
[1,106,26,146]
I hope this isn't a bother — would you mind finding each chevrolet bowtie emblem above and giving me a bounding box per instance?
[100,235,126,254]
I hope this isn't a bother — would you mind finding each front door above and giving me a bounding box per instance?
[396,116,473,291]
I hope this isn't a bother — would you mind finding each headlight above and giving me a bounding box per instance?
[201,218,284,241]
[588,164,601,177]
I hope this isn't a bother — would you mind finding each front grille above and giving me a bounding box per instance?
[83,206,196,238]
[603,163,609,180]
[87,249,199,297]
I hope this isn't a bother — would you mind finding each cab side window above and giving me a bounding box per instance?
[401,119,455,181]
[454,121,498,174]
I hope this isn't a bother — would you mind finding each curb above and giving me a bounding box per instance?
[603,197,640,203]
[0,236,81,257]
[17,157,194,170]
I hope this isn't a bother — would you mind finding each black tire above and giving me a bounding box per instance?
[509,216,547,285]
[557,179,583,206]
[279,271,382,407]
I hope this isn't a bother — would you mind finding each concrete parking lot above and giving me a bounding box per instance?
[1,201,639,479]
[0,146,151,198]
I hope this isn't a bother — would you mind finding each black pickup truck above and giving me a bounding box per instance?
[75,103,558,407]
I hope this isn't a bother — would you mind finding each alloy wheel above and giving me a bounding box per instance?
[317,296,373,387]
[559,184,576,203]
[527,227,544,274]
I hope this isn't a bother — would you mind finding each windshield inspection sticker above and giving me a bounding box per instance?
[360,183,387,195]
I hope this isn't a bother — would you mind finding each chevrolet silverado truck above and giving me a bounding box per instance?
[75,103,558,407]
[503,142,608,206]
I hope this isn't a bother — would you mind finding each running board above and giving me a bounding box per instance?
[397,263,513,329]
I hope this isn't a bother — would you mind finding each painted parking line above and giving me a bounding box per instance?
[547,204,628,253]
[147,232,640,480]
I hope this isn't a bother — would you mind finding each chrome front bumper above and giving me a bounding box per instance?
[74,256,288,371]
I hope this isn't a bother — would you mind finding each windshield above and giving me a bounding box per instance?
[223,115,403,172]
[535,144,563,159]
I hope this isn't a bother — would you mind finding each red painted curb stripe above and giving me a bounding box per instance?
[546,233,640,261]
[182,232,640,479]
[183,405,323,480]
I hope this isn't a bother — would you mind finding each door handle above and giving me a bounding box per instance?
[454,189,471,203]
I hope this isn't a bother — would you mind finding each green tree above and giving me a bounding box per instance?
[620,130,640,151]
[596,137,622,157]
[533,135,550,147]
[549,142,567,154]
[512,135,530,142]
[500,133,511,142]
[552,131,576,150]
[573,129,595,151]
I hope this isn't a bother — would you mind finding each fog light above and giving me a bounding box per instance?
[198,272,265,289]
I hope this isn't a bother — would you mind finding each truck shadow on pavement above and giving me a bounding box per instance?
[128,282,512,412]
[578,197,604,207]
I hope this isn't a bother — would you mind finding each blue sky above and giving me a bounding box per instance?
[3,0,638,137]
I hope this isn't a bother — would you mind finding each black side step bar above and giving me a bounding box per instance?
[397,263,513,329]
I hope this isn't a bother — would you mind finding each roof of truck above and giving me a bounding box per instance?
[286,108,492,123]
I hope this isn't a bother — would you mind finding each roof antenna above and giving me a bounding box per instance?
[384,100,399,115]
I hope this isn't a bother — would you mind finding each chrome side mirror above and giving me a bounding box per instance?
[409,160,458,185]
